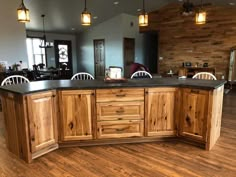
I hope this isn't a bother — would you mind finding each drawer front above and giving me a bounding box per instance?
[97,101,144,121]
[97,120,144,139]
[96,88,144,102]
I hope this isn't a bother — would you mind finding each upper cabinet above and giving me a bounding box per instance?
[59,90,95,141]
[179,88,209,142]
[145,88,177,136]
[26,91,58,156]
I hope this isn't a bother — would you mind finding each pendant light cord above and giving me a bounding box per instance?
[84,0,87,10]
[143,0,145,11]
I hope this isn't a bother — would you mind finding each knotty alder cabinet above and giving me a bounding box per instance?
[1,90,58,162]
[179,88,209,142]
[96,88,144,139]
[0,85,224,163]
[59,90,94,141]
[145,88,177,136]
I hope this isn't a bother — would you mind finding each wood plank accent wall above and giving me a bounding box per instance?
[141,3,236,79]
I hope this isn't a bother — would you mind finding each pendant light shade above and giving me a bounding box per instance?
[17,0,30,23]
[195,10,206,24]
[139,0,148,27]
[81,0,91,26]
[39,15,54,49]
[195,0,206,25]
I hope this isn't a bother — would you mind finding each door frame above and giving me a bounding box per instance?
[93,39,105,78]
[123,37,135,77]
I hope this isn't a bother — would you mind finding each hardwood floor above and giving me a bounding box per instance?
[0,89,235,177]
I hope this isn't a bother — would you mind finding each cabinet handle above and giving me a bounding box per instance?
[115,94,126,97]
[31,137,35,142]
[91,92,95,96]
[116,108,125,114]
[116,128,125,132]
[117,118,123,120]
[191,90,199,94]
[52,95,56,97]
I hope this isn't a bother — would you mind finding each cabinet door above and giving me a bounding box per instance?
[180,88,209,142]
[27,91,58,153]
[60,90,94,141]
[146,88,177,136]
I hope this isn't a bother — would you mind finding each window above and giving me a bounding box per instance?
[26,37,46,69]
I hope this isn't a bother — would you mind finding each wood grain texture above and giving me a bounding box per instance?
[0,87,235,176]
[27,91,58,153]
[96,101,144,121]
[145,88,177,136]
[97,120,144,139]
[59,90,94,141]
[96,88,144,102]
[141,3,236,79]
[180,88,209,142]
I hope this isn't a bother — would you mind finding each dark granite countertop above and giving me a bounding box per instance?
[0,78,226,95]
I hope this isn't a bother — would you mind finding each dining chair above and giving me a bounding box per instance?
[192,72,217,80]
[1,75,30,86]
[130,71,152,79]
[71,72,94,80]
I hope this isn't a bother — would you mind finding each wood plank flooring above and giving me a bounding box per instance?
[0,89,235,177]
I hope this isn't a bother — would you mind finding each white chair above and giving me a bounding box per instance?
[71,72,94,80]
[192,72,217,80]
[130,71,152,79]
[1,75,30,86]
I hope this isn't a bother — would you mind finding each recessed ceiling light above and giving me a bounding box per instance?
[93,16,98,19]
[137,8,141,12]
[229,2,235,5]
[178,0,183,2]
[71,28,75,31]
[113,1,119,5]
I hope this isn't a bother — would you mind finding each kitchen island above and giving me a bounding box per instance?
[0,78,225,163]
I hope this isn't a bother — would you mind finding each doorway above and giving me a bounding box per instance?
[94,39,105,78]
[123,38,135,77]
[54,40,72,78]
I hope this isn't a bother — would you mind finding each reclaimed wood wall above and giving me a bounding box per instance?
[141,3,236,79]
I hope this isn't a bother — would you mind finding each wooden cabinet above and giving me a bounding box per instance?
[59,90,95,141]
[145,88,177,136]
[179,88,209,142]
[96,88,144,139]
[27,91,58,157]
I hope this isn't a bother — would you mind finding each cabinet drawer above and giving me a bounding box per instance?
[96,88,144,102]
[97,101,144,121]
[97,120,144,139]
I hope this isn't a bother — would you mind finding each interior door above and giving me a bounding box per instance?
[94,39,105,78]
[54,40,72,78]
[123,38,135,77]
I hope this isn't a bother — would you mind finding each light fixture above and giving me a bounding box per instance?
[139,0,148,27]
[39,15,54,48]
[195,0,206,24]
[17,0,30,23]
[81,0,91,26]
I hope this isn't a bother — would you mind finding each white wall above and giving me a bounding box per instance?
[26,31,77,74]
[77,13,145,75]
[0,0,28,69]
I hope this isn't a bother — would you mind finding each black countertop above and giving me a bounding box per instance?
[0,78,226,95]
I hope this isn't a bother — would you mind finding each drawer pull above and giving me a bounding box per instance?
[115,94,126,97]
[116,109,125,114]
[118,118,123,120]
[191,90,199,94]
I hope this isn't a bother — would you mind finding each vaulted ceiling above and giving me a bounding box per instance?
[24,0,236,34]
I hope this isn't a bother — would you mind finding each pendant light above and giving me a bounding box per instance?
[39,15,54,48]
[139,0,148,27]
[17,0,30,23]
[81,0,91,26]
[195,0,206,24]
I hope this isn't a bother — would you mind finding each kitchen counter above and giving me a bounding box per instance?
[0,78,226,94]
